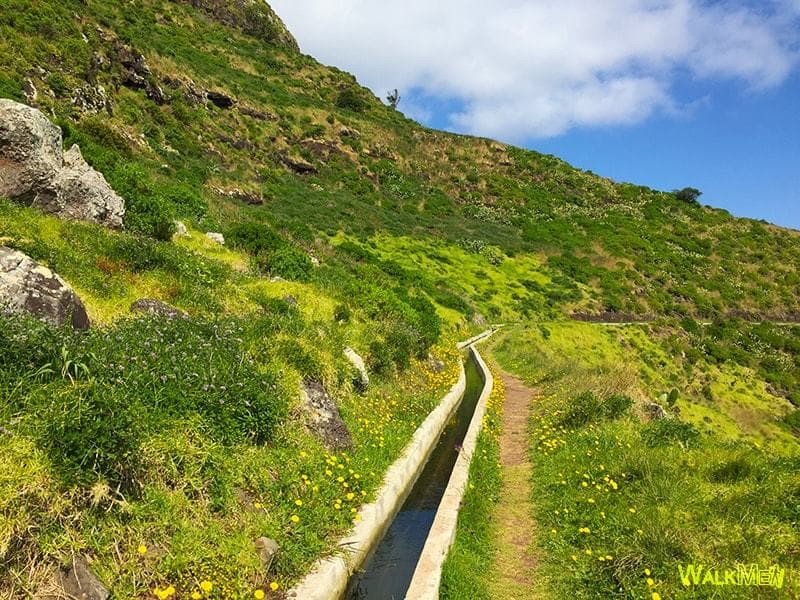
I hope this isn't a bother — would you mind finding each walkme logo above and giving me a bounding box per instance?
[678,563,786,589]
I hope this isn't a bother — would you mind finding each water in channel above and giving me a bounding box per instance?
[345,352,485,600]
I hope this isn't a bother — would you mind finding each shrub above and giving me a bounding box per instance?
[603,394,634,419]
[367,340,394,376]
[335,87,368,113]
[559,392,633,428]
[278,339,322,379]
[784,410,800,434]
[641,419,700,447]
[265,246,313,281]
[333,304,351,323]
[226,221,284,256]
[109,164,176,240]
[667,388,679,407]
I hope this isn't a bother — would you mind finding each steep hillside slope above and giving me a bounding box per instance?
[1,1,799,598]
[2,0,799,323]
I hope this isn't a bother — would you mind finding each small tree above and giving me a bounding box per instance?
[386,88,401,109]
[675,187,702,205]
[336,87,367,112]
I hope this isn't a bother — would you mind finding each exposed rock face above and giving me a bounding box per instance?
[211,186,263,205]
[72,84,113,115]
[169,0,299,50]
[281,154,316,174]
[299,381,353,450]
[58,557,110,600]
[338,126,361,138]
[0,247,89,330]
[207,90,235,109]
[130,298,187,319]
[0,99,62,202]
[53,145,125,228]
[427,354,446,374]
[239,105,276,121]
[344,347,369,390]
[0,99,125,229]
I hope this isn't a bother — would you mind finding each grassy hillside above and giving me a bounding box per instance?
[2,0,800,322]
[445,324,799,599]
[1,0,799,597]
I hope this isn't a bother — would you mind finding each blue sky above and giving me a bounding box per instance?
[272,0,800,229]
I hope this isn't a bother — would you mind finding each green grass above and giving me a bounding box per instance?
[3,0,800,322]
[491,324,800,599]
[0,303,463,597]
[1,0,800,596]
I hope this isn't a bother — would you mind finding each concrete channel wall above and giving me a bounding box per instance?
[404,342,495,600]
[286,356,468,599]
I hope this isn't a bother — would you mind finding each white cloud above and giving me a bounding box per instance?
[270,0,800,140]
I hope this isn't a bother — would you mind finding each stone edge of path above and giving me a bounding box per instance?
[404,338,495,600]
[286,333,497,599]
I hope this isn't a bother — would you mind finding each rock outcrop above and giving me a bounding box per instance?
[0,247,89,330]
[52,145,125,227]
[58,557,110,600]
[254,537,280,572]
[169,0,299,50]
[0,99,61,202]
[644,401,669,421]
[0,99,125,229]
[299,381,353,450]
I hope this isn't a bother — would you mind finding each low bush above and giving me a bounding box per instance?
[335,87,368,112]
[265,245,313,281]
[558,391,633,428]
[641,418,700,447]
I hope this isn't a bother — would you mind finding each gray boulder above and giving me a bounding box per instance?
[0,99,125,229]
[344,347,369,390]
[58,556,110,600]
[130,298,187,319]
[53,145,125,228]
[644,401,669,421]
[299,381,353,450]
[0,98,61,203]
[254,537,280,571]
[0,247,89,330]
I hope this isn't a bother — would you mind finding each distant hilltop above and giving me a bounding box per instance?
[174,0,299,49]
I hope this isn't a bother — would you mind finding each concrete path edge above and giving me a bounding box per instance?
[286,335,484,599]
[404,341,495,600]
